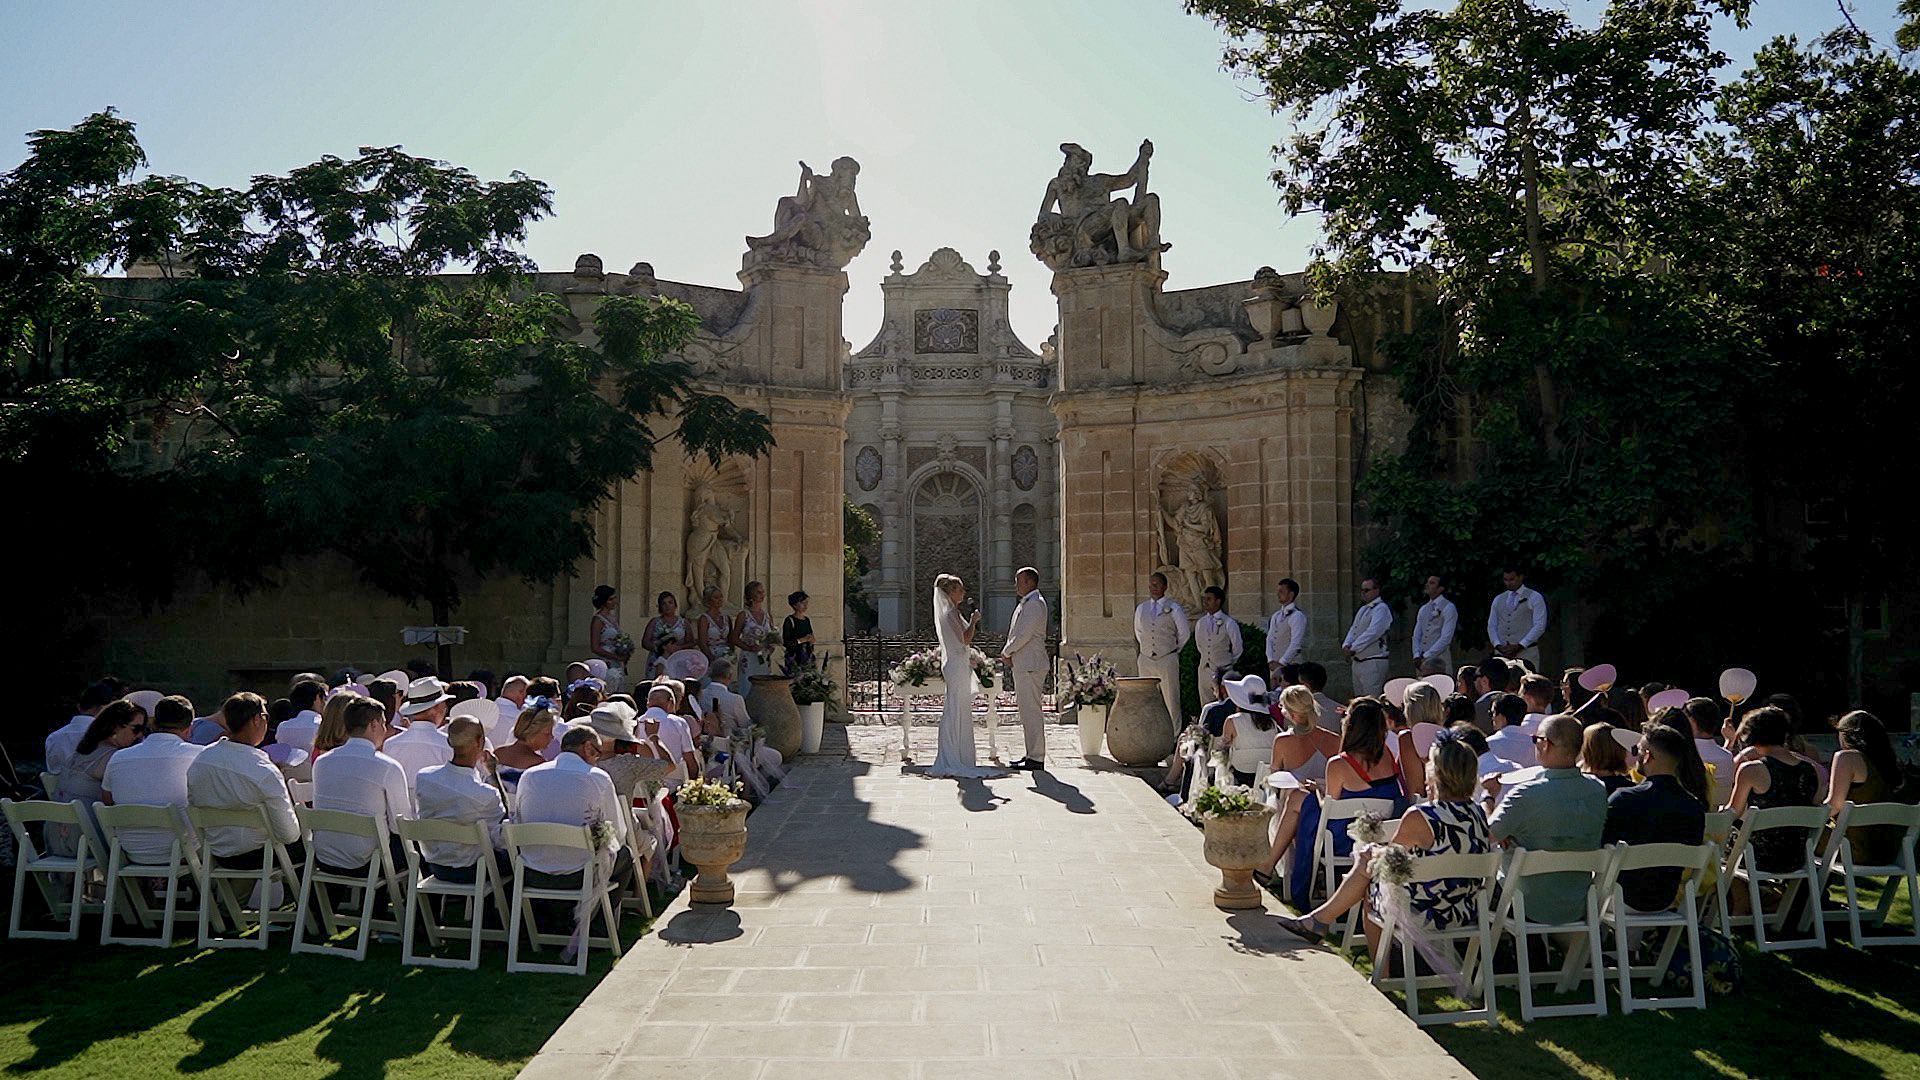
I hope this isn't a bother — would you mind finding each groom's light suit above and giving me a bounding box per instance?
[1002,590,1050,763]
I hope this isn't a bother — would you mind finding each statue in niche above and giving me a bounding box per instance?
[685,483,748,605]
[745,156,871,270]
[1153,459,1224,611]
[1031,140,1170,272]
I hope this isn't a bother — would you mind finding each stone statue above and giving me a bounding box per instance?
[686,485,745,604]
[1163,482,1224,608]
[1031,140,1170,272]
[745,156,871,270]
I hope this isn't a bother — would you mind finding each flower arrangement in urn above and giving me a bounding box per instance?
[676,778,750,905]
[677,777,748,808]
[891,647,943,688]
[1195,783,1274,910]
[790,657,840,706]
[1062,653,1119,708]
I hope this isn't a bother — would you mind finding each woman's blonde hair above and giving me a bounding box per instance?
[1278,685,1318,731]
[1427,734,1478,801]
[315,693,355,755]
[1403,681,1444,728]
[514,705,555,743]
[935,573,964,595]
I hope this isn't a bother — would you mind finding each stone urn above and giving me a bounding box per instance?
[1298,295,1339,338]
[1202,805,1276,910]
[746,675,802,758]
[1076,703,1110,758]
[678,800,750,906]
[1104,677,1175,766]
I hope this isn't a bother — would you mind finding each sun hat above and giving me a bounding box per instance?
[665,649,710,681]
[1223,674,1268,713]
[587,701,640,742]
[398,676,453,717]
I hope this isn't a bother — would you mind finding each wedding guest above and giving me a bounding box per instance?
[1609,686,1649,732]
[1134,573,1191,727]
[405,659,435,680]
[1282,697,1408,901]
[1581,722,1635,793]
[187,692,304,868]
[589,585,629,691]
[313,692,356,760]
[49,700,147,855]
[1277,732,1490,949]
[46,680,119,775]
[494,703,558,790]
[1411,574,1458,677]
[1340,577,1392,698]
[384,677,455,791]
[1603,723,1708,912]
[1678,698,1736,806]
[1298,662,1341,735]
[1472,657,1511,732]
[1486,693,1537,769]
[1519,674,1554,730]
[1450,723,1512,781]
[309,697,412,873]
[1825,710,1906,865]
[1560,667,1595,713]
[644,685,702,782]
[366,678,401,727]
[1443,693,1477,730]
[704,658,784,788]
[1725,705,1819,875]
[490,675,530,750]
[1266,578,1307,679]
[1486,566,1548,670]
[415,716,511,883]
[274,679,329,768]
[447,681,484,705]
[563,661,592,687]
[643,591,691,678]
[1216,675,1277,786]
[782,590,819,673]
[1255,685,1344,881]
[1487,715,1606,925]
[565,680,605,720]
[513,726,633,887]
[101,695,204,862]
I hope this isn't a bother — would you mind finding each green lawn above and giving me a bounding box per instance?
[0,906,658,1079]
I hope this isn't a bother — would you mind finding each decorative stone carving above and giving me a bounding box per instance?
[915,308,979,353]
[573,253,605,279]
[1154,452,1226,611]
[855,445,882,491]
[684,461,751,605]
[1031,140,1169,272]
[1012,445,1040,491]
[744,156,870,270]
[913,247,979,282]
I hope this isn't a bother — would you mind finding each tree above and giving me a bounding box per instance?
[843,497,879,630]
[2,112,774,678]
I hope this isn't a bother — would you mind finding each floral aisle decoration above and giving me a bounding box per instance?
[1195,784,1274,910]
[791,657,840,707]
[676,777,751,906]
[1194,783,1260,817]
[891,647,944,689]
[968,647,996,690]
[1062,653,1119,709]
[563,811,624,963]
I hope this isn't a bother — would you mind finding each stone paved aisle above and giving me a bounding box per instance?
[518,723,1475,1080]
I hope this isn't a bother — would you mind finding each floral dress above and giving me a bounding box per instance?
[1368,799,1491,930]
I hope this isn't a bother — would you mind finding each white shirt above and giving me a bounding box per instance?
[651,711,699,781]
[1695,737,1737,806]
[415,761,507,868]
[1194,610,1244,665]
[1487,586,1549,649]
[1522,711,1548,734]
[186,739,302,858]
[383,721,454,790]
[1486,725,1538,770]
[512,751,629,875]
[1342,598,1392,659]
[1411,595,1458,662]
[44,714,92,776]
[277,709,322,755]
[100,732,205,862]
[1477,750,1520,779]
[488,697,522,750]
[1266,604,1306,666]
[310,737,412,868]
[1133,598,1191,660]
[701,684,752,736]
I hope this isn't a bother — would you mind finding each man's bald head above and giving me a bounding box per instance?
[1536,714,1584,768]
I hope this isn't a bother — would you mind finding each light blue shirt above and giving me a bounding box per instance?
[1489,767,1607,924]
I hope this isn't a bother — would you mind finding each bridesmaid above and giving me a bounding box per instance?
[641,591,690,679]
[696,585,733,665]
[730,580,775,692]
[589,585,628,692]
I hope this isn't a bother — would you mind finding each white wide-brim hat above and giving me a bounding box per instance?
[587,702,640,742]
[1223,674,1268,713]
[398,676,453,717]
[124,689,164,716]
[665,649,710,681]
[377,670,413,695]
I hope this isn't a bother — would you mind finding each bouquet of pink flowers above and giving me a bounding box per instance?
[1063,653,1119,708]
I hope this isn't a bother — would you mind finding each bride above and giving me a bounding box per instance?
[928,574,1003,779]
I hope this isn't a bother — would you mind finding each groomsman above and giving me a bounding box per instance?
[1487,566,1549,671]
[1000,567,1050,770]
[1265,578,1306,680]
[1134,573,1191,730]
[1192,586,1243,711]
[1341,577,1392,698]
[1411,574,1458,676]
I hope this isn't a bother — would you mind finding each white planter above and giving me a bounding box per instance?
[1078,703,1109,758]
[798,701,826,754]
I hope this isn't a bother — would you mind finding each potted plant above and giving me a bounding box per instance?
[1195,784,1274,910]
[790,657,839,754]
[674,777,751,906]
[1062,653,1119,758]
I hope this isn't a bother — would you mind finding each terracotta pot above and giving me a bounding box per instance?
[1077,703,1109,758]
[678,801,750,906]
[1104,677,1175,766]
[1203,805,1275,910]
[746,675,802,758]
[798,701,826,754]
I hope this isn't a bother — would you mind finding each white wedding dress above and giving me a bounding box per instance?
[926,586,1000,779]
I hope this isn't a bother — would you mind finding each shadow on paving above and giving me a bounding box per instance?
[732,757,923,897]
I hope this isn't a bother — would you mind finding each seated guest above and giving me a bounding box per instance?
[1471,657,1511,733]
[1488,715,1607,925]
[1726,703,1820,876]
[384,677,455,790]
[1442,693,1476,730]
[1581,722,1635,793]
[513,726,633,887]
[47,680,118,776]
[1451,723,1512,782]
[1825,710,1906,865]
[313,692,355,761]
[1682,696,1736,806]
[1256,685,1345,879]
[1277,732,1491,948]
[187,692,305,868]
[1164,667,1236,796]
[1393,682,1447,797]
[274,679,329,779]
[188,707,229,747]
[1603,722,1708,911]
[51,699,148,855]
[310,697,413,873]
[1486,692,1536,769]
[414,716,510,883]
[1519,674,1555,732]
[564,680,605,721]
[703,659,785,789]
[490,675,530,750]
[584,702,673,808]
[1560,667,1594,713]
[1298,662,1341,734]
[102,694,206,862]
[1609,686,1649,732]
[643,685,702,783]
[1215,674,1278,786]
[495,702,559,786]
[1280,697,1408,900]
[366,678,401,728]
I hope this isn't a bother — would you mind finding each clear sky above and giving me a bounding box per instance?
[1,1,1899,347]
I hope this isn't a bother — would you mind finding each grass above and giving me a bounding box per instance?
[1368,881,1920,1080]
[0,898,661,1079]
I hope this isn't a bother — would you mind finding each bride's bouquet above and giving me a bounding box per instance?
[968,648,996,690]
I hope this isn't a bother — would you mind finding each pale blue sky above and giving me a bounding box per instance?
[1,1,1898,345]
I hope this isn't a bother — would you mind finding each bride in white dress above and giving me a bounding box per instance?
[928,574,1004,779]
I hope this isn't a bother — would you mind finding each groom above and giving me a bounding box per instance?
[1001,566,1049,770]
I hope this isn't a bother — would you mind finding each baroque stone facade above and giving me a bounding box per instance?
[845,247,1058,634]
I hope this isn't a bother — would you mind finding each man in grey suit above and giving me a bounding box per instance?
[1001,566,1050,770]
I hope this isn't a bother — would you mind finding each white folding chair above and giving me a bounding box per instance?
[1492,846,1613,1022]
[94,802,211,947]
[1811,802,1920,948]
[188,805,303,950]
[1597,841,1713,1013]
[1371,850,1501,1027]
[287,780,315,808]
[394,817,505,970]
[1718,804,1829,952]
[1313,797,1399,940]
[291,807,409,960]
[621,797,660,919]
[3,798,93,940]
[504,822,623,975]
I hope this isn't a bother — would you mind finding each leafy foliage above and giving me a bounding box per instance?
[843,497,879,627]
